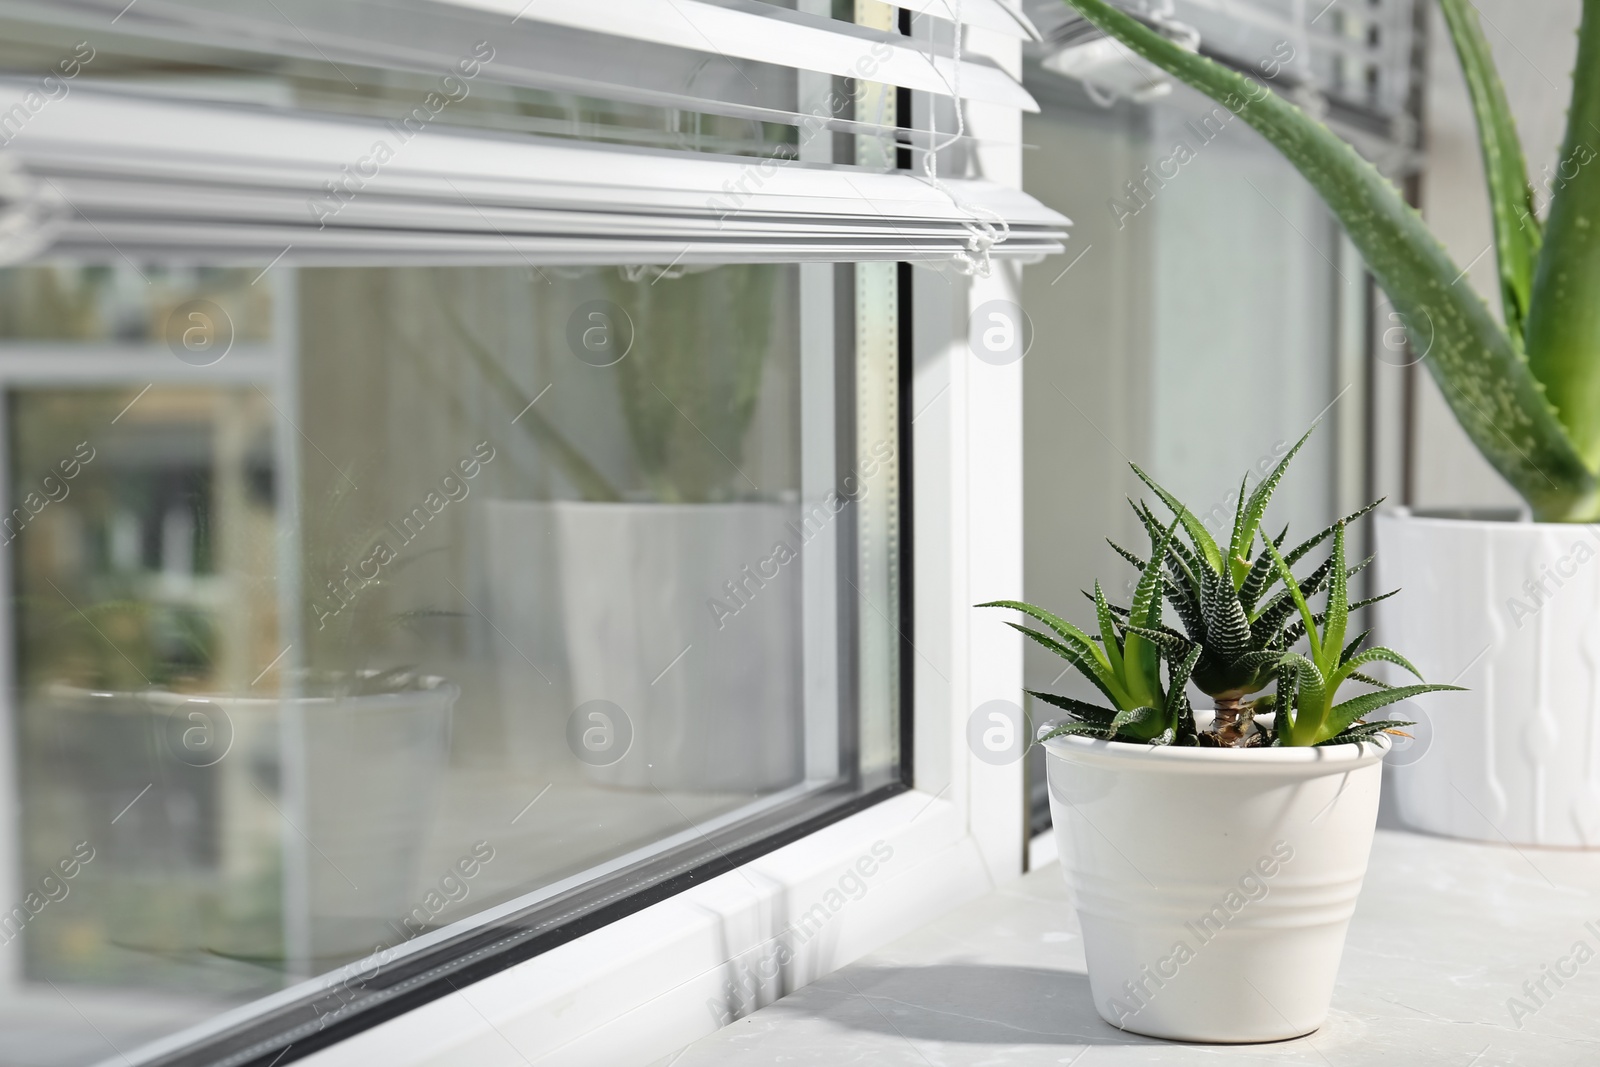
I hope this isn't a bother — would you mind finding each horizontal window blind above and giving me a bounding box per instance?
[23,0,1041,142]
[899,0,1043,39]
[0,83,1069,265]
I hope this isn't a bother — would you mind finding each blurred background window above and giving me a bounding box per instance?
[1016,0,1423,837]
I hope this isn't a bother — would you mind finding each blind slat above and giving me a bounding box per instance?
[441,0,1039,110]
[0,85,1069,265]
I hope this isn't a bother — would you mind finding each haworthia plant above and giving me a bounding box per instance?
[1261,523,1463,746]
[1060,0,1600,521]
[981,518,1206,745]
[982,423,1457,746]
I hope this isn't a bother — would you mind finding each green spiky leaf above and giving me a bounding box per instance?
[1199,560,1252,661]
[1439,0,1541,346]
[1229,426,1316,588]
[1026,690,1115,724]
[1321,683,1466,741]
[1000,621,1124,708]
[1335,645,1425,686]
[1109,704,1166,742]
[1318,719,1416,746]
[1060,0,1598,521]
[1132,463,1227,575]
[1036,720,1117,744]
[1093,581,1125,678]
[1238,525,1291,609]
[1322,522,1350,674]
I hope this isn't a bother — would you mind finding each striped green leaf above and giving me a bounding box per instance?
[1229,425,1315,588]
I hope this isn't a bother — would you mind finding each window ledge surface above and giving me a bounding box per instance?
[665,828,1600,1064]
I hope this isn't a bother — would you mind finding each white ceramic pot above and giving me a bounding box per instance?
[1044,734,1389,1043]
[1375,508,1600,847]
[485,500,803,793]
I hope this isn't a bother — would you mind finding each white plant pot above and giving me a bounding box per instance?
[1044,734,1389,1043]
[485,500,803,793]
[1375,508,1600,847]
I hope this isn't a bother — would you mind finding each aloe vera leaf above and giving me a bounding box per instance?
[435,296,623,502]
[1062,0,1597,520]
[1526,0,1600,470]
[1439,0,1542,343]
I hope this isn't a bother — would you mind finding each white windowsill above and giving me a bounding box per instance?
[665,827,1600,1064]
[297,789,1000,1067]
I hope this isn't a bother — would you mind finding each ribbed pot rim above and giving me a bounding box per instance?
[1042,732,1390,774]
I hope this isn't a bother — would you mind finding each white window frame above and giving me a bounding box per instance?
[277,24,1033,1067]
[0,10,1048,1064]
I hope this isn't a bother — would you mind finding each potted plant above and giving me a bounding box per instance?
[438,267,804,794]
[24,461,459,971]
[983,434,1460,1041]
[1056,0,1600,846]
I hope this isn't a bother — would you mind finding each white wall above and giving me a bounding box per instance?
[1413,0,1582,512]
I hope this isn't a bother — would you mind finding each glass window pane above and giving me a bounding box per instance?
[1,260,902,1062]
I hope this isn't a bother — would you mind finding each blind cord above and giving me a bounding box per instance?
[916,0,1009,278]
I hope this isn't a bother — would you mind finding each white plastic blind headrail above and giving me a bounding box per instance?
[0,85,1070,266]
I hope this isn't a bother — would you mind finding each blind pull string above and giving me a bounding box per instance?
[916,0,1009,278]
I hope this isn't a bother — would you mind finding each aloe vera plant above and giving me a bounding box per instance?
[984,425,1457,746]
[1060,0,1600,522]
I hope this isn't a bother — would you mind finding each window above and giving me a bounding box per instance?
[0,3,1063,1064]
